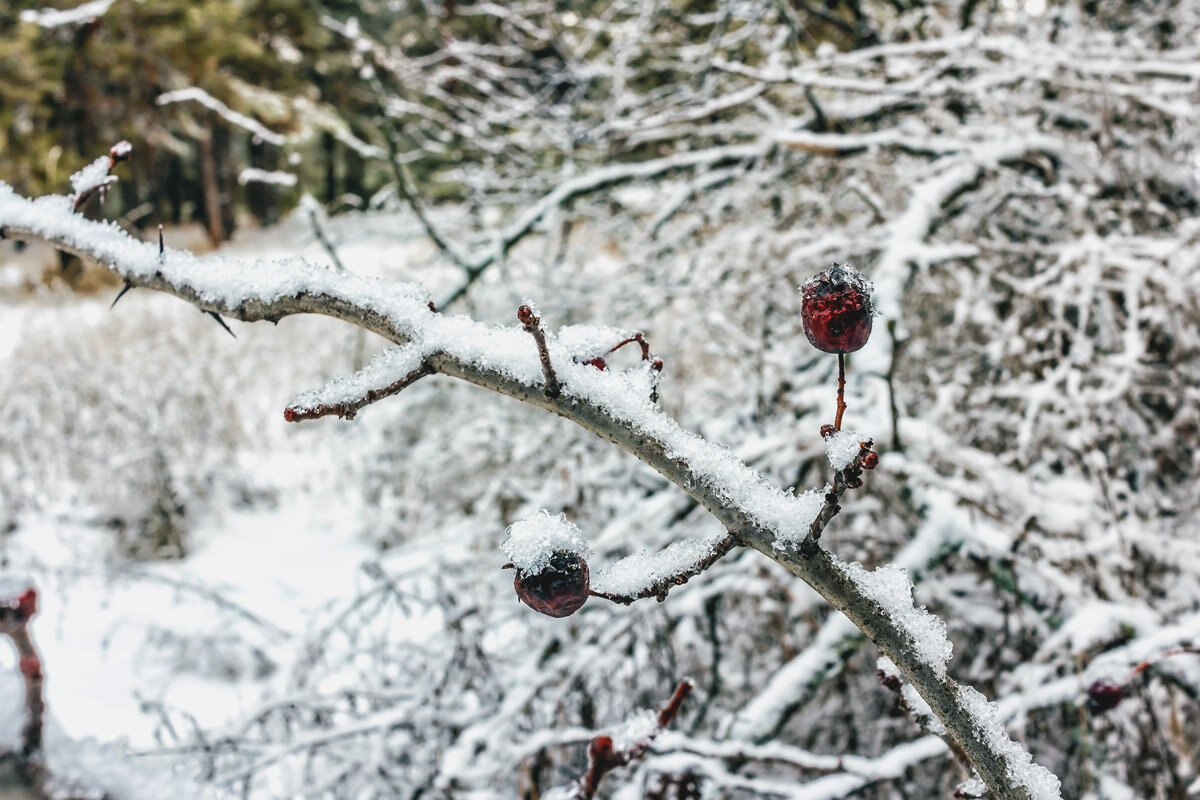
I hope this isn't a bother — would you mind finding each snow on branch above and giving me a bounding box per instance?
[0,159,1060,800]
[157,88,289,146]
[591,533,737,604]
[70,140,131,210]
[18,0,114,28]
[284,344,434,421]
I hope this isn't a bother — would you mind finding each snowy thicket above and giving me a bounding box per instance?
[3,0,1200,798]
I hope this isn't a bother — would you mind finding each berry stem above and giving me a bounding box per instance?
[834,352,847,431]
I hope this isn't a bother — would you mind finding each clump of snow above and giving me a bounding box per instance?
[838,557,953,679]
[610,708,659,751]
[768,487,829,550]
[957,776,987,797]
[0,574,33,602]
[502,510,592,575]
[69,155,115,198]
[958,685,1063,800]
[592,533,728,597]
[825,430,868,471]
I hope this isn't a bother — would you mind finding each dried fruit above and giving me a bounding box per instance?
[861,451,879,470]
[1085,678,1125,713]
[800,264,875,354]
[514,550,590,618]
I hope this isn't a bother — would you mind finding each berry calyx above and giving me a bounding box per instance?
[514,550,590,618]
[800,264,875,354]
[1085,678,1125,713]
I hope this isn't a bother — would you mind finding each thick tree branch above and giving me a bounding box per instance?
[0,181,1061,800]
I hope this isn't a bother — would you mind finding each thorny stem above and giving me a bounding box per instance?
[834,352,847,431]
[590,534,738,604]
[574,680,694,799]
[517,305,560,399]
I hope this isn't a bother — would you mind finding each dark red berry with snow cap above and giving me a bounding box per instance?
[1085,679,1125,713]
[503,510,593,619]
[514,551,590,618]
[800,264,875,354]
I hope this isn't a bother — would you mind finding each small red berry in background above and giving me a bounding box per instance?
[1085,678,1125,713]
[800,264,875,354]
[19,655,41,679]
[17,588,37,620]
[514,550,590,618]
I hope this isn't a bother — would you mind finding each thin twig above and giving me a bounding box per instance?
[834,352,847,431]
[590,534,738,604]
[800,439,875,557]
[517,305,560,398]
[284,363,434,422]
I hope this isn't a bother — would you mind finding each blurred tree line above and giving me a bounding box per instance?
[0,0,877,249]
[0,0,380,244]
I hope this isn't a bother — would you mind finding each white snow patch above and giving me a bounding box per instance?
[502,510,592,575]
[69,156,115,198]
[592,532,728,597]
[19,0,114,27]
[958,685,1063,800]
[825,429,868,470]
[837,557,953,679]
[237,168,298,187]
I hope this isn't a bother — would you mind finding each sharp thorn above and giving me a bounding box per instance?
[110,280,134,309]
[158,224,164,259]
[207,311,237,338]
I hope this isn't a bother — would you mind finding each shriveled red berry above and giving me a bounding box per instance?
[514,550,590,618]
[800,264,875,354]
[861,451,879,470]
[1085,679,1125,713]
[820,424,836,439]
[585,357,608,370]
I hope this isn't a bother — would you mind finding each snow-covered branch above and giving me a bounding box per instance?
[0,166,1061,799]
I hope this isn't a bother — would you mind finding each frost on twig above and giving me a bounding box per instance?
[591,533,737,604]
[285,344,434,421]
[546,680,693,800]
[71,140,131,210]
[518,303,561,399]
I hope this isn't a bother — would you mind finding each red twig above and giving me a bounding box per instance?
[573,680,694,800]
[517,304,560,398]
[0,583,44,759]
[834,352,847,431]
